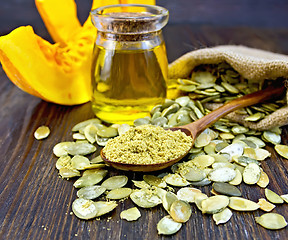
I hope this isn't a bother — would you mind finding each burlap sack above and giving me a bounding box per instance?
[168,45,288,131]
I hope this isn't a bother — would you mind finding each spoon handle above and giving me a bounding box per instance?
[183,82,286,139]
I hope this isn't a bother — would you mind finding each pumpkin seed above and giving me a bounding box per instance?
[163,173,190,187]
[66,142,97,156]
[243,148,257,159]
[228,169,242,186]
[176,187,201,203]
[201,195,230,214]
[254,148,271,161]
[208,167,236,182]
[130,189,162,208]
[221,82,239,94]
[191,106,204,119]
[228,197,260,211]
[120,207,141,221]
[143,175,167,188]
[90,155,104,164]
[132,180,150,189]
[212,208,233,225]
[72,198,98,220]
[212,182,241,197]
[59,167,81,178]
[169,200,192,223]
[150,104,162,115]
[262,131,281,145]
[73,173,104,188]
[190,178,212,187]
[179,165,206,182]
[194,192,208,211]
[134,117,151,126]
[101,175,128,190]
[241,139,257,149]
[71,155,90,170]
[53,142,75,157]
[281,194,288,203]
[178,84,197,92]
[211,153,230,163]
[72,118,101,132]
[97,126,118,138]
[244,112,265,122]
[255,213,287,230]
[265,188,284,204]
[95,135,110,146]
[94,201,118,217]
[34,126,50,140]
[275,144,288,159]
[106,188,132,200]
[231,125,249,134]
[203,142,217,155]
[83,124,97,143]
[175,96,190,107]
[192,71,216,84]
[162,191,178,212]
[212,162,235,169]
[246,136,266,148]
[72,133,86,140]
[151,116,168,127]
[82,169,108,178]
[270,126,282,134]
[77,185,106,200]
[161,104,180,118]
[177,78,198,85]
[118,124,131,135]
[257,198,276,212]
[257,169,269,188]
[213,84,226,92]
[154,187,167,200]
[243,163,261,185]
[219,143,244,158]
[219,132,235,140]
[56,156,71,170]
[191,155,215,169]
[157,216,182,235]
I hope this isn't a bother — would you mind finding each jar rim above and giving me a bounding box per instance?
[91,4,169,19]
[90,4,169,34]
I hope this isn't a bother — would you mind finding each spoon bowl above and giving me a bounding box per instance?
[101,127,194,172]
[101,81,286,172]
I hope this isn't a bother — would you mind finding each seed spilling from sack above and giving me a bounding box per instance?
[51,62,288,235]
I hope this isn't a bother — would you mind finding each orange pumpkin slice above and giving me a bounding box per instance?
[0,0,156,105]
[0,26,93,105]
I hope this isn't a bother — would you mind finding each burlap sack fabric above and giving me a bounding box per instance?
[168,45,288,131]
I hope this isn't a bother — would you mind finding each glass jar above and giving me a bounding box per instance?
[90,4,169,124]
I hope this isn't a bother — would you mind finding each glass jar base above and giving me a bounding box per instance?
[92,104,156,125]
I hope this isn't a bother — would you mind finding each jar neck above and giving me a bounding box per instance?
[95,30,164,51]
[97,30,162,42]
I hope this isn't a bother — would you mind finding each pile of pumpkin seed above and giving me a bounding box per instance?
[50,62,288,235]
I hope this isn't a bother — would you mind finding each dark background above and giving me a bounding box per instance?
[1,0,288,62]
[1,0,287,37]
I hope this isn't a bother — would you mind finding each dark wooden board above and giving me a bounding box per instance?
[1,3,288,239]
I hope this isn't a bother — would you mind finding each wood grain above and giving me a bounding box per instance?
[1,13,288,240]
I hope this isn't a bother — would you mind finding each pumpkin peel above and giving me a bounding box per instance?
[0,0,155,105]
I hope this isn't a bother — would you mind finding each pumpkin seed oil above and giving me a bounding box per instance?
[91,42,167,124]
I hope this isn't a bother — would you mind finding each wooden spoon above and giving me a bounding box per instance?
[101,82,285,172]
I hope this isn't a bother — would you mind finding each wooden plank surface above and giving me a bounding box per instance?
[1,5,288,240]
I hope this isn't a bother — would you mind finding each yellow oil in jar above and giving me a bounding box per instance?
[91,41,167,124]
